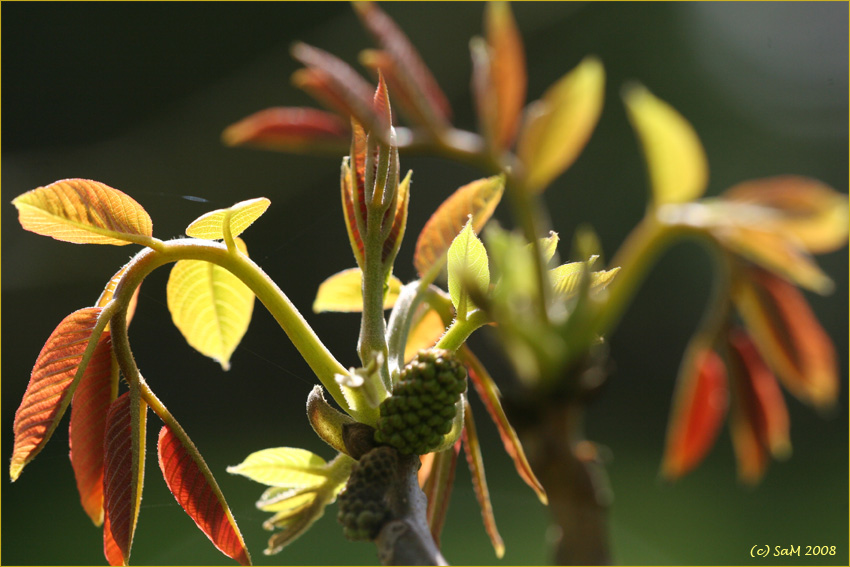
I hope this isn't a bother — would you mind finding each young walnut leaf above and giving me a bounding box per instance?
[158,425,251,565]
[11,307,105,481]
[69,332,117,526]
[447,218,490,319]
[661,348,728,480]
[414,175,504,278]
[462,347,547,504]
[185,198,271,241]
[733,268,838,409]
[227,447,330,489]
[623,84,708,205]
[166,238,255,370]
[462,401,505,558]
[550,261,620,299]
[103,390,147,565]
[517,57,605,193]
[313,268,403,313]
[13,179,154,246]
[222,107,350,154]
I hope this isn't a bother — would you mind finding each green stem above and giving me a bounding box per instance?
[110,239,367,421]
[436,310,489,353]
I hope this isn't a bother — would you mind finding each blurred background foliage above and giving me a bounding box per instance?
[2,2,847,565]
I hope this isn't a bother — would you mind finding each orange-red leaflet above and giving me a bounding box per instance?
[221,107,349,153]
[70,331,118,526]
[11,307,106,481]
[483,1,526,150]
[103,390,147,565]
[158,425,251,565]
[661,348,729,480]
[413,175,505,278]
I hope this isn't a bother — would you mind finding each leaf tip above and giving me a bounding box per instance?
[9,461,23,482]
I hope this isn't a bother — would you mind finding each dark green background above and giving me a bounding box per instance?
[3,2,847,565]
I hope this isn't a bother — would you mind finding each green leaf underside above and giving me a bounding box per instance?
[158,425,251,565]
[227,447,329,489]
[550,262,620,298]
[166,238,255,370]
[13,179,153,245]
[11,307,104,481]
[313,268,402,313]
[103,390,147,565]
[447,219,490,318]
[185,198,271,240]
[414,175,504,277]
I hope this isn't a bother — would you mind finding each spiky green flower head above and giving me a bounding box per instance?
[337,446,397,541]
[374,349,468,455]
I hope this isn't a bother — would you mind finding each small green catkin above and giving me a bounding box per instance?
[337,446,397,541]
[374,349,468,455]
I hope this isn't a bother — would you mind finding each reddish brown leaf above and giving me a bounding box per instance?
[413,175,505,278]
[11,307,104,481]
[158,424,252,566]
[422,442,460,547]
[728,329,791,460]
[484,1,526,150]
[221,107,350,154]
[462,401,505,558]
[352,2,452,128]
[382,170,411,266]
[291,43,381,132]
[734,268,838,409]
[103,390,147,565]
[103,514,124,566]
[661,348,729,480]
[69,331,117,526]
[462,346,547,504]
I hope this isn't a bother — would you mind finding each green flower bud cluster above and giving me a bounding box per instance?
[374,349,468,455]
[337,446,397,541]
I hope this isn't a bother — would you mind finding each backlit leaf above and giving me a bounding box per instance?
[158,424,251,565]
[462,401,505,558]
[166,238,255,370]
[185,198,271,241]
[221,107,350,154]
[517,57,605,193]
[313,268,403,313]
[447,218,490,319]
[97,264,140,326]
[462,347,546,504]
[422,443,460,547]
[733,268,838,409]
[661,348,728,480]
[727,329,791,461]
[729,398,769,486]
[69,331,117,526]
[623,84,708,205]
[414,175,504,278]
[103,389,147,565]
[13,179,154,246]
[722,176,849,254]
[484,1,526,150]
[550,261,620,299]
[11,307,104,481]
[227,447,329,489]
[353,2,452,128]
[404,309,448,363]
[103,515,124,566]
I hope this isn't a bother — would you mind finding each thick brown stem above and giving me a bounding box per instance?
[509,393,613,565]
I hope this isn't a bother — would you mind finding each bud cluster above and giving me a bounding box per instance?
[374,349,468,455]
[337,446,397,541]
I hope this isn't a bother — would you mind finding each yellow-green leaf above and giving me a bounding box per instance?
[414,175,504,278]
[623,84,708,205]
[550,261,620,298]
[185,197,270,240]
[12,179,154,246]
[166,238,255,370]
[517,57,605,193]
[227,447,329,489]
[313,268,403,313]
[448,218,490,319]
